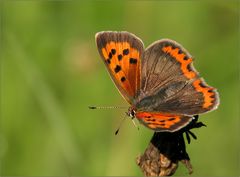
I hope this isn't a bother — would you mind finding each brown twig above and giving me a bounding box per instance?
[136,115,205,176]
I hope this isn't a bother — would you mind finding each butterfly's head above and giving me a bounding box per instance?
[126,107,136,118]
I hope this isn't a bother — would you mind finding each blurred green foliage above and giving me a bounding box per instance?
[0,1,239,176]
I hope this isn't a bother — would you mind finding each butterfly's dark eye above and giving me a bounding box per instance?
[127,108,136,118]
[130,109,136,117]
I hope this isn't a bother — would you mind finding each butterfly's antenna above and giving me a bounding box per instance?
[115,114,128,135]
[88,106,128,109]
[131,118,139,131]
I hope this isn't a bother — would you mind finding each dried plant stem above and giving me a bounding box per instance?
[136,132,193,176]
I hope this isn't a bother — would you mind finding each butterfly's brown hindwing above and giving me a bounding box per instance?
[135,39,219,115]
[136,112,192,132]
[96,32,144,103]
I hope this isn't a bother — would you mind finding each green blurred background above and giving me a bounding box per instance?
[0,1,239,176]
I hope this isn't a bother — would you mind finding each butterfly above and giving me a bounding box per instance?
[95,31,219,132]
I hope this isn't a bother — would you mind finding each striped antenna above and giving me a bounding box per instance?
[88,106,128,109]
[131,118,139,131]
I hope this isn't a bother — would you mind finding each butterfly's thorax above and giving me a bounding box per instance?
[134,95,159,111]
[127,107,136,118]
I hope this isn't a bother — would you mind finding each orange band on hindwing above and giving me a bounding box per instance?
[135,111,193,132]
[162,46,196,79]
[193,79,215,109]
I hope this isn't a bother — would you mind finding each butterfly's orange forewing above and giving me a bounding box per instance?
[96,32,144,103]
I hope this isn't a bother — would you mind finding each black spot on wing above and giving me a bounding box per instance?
[123,49,129,55]
[183,56,188,60]
[168,117,176,121]
[199,82,207,88]
[178,49,183,54]
[129,58,138,64]
[111,49,116,55]
[114,65,121,73]
[121,76,126,82]
[118,54,123,61]
[106,59,111,64]
[108,52,112,59]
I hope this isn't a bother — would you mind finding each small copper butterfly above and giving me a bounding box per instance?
[95,31,219,132]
